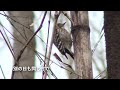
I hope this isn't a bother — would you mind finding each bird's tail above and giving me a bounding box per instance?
[65,48,74,59]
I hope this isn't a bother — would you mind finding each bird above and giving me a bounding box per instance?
[53,22,74,59]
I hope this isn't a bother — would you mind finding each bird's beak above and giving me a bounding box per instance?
[63,22,66,26]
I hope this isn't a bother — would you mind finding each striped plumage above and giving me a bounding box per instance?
[53,22,74,59]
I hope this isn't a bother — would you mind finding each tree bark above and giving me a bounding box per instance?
[104,11,120,79]
[8,11,35,79]
[70,11,93,79]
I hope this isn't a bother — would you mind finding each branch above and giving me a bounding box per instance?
[42,11,51,79]
[42,11,61,79]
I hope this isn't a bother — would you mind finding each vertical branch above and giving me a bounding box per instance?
[42,11,60,79]
[42,11,51,79]
[47,11,60,63]
[44,11,51,62]
[70,11,93,79]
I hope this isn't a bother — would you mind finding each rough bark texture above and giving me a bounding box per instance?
[104,11,120,79]
[70,11,93,79]
[8,11,35,79]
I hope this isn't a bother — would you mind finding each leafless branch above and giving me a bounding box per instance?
[43,11,51,78]
[42,11,61,79]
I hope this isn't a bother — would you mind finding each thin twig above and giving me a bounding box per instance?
[45,11,51,62]
[0,12,31,30]
[99,25,104,35]
[3,11,27,41]
[94,68,107,79]
[92,32,104,55]
[53,53,73,69]
[0,23,23,44]
[0,22,15,56]
[92,25,104,54]
[0,65,6,79]
[49,68,58,79]
[0,29,17,63]
[42,11,51,79]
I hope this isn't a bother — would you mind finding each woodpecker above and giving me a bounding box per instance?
[53,22,74,59]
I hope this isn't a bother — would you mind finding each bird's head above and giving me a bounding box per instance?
[57,22,66,28]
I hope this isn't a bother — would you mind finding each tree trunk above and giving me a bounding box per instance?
[8,11,35,79]
[104,11,120,79]
[70,11,93,79]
